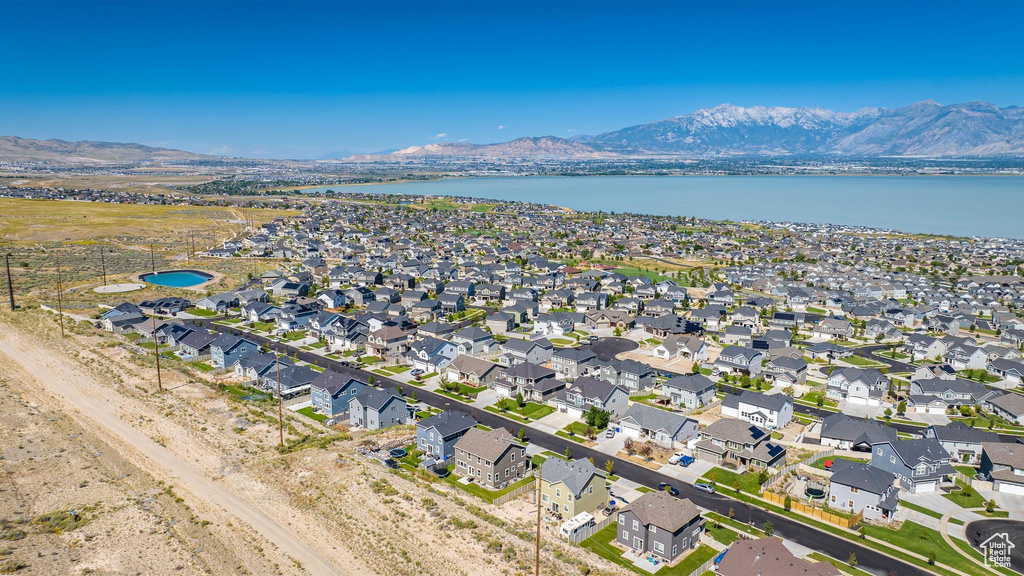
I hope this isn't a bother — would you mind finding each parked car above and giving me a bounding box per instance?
[657,482,679,497]
[410,368,424,376]
[668,452,686,465]
[605,429,615,438]
[587,335,599,342]
[679,455,694,467]
[694,482,716,494]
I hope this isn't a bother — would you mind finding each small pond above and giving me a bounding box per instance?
[141,270,213,288]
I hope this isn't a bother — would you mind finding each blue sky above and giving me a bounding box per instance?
[2,0,1022,159]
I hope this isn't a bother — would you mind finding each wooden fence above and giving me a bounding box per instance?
[762,491,863,529]
[493,476,539,506]
[763,448,835,489]
[566,515,616,545]
[680,554,718,576]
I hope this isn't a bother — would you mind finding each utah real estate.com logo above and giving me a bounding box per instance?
[981,532,1015,569]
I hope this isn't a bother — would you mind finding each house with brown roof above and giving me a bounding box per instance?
[716,537,840,576]
[453,427,529,490]
[614,491,704,563]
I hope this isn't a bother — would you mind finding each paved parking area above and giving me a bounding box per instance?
[837,401,882,419]
[592,431,627,456]
[657,459,714,484]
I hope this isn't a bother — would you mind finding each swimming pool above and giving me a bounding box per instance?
[141,270,213,288]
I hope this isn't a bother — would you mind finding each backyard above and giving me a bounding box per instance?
[580,524,718,576]
[486,399,556,422]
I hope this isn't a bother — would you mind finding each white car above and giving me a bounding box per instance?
[667,452,686,465]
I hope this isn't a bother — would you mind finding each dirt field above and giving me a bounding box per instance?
[0,309,627,576]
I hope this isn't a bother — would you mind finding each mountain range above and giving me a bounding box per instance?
[3,100,1023,163]
[352,100,1024,160]
[0,136,210,163]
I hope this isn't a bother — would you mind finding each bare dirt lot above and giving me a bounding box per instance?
[0,309,626,576]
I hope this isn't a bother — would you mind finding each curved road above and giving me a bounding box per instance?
[199,320,933,576]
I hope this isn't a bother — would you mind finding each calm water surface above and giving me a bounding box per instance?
[301,175,1024,238]
[142,270,212,287]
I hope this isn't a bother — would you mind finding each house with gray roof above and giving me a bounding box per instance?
[617,403,698,448]
[554,377,628,418]
[714,346,763,377]
[416,410,477,463]
[551,347,596,379]
[869,438,954,493]
[717,537,840,576]
[310,370,370,418]
[451,326,498,355]
[615,491,704,563]
[348,388,410,430]
[593,358,656,393]
[981,442,1024,494]
[695,418,786,470]
[819,413,897,451]
[827,459,899,522]
[539,458,609,518]
[661,374,717,410]
[989,392,1024,425]
[924,421,999,464]
[499,337,553,366]
[827,368,889,407]
[721,391,793,429]
[444,354,503,387]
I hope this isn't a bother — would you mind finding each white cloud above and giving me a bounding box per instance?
[210,144,232,155]
[566,128,578,134]
[431,132,447,140]
[457,138,469,142]
[497,125,506,130]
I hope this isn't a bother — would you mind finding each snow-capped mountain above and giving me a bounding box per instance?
[367,101,1024,159]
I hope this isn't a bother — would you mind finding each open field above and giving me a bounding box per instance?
[0,198,301,308]
[0,173,218,194]
[0,308,627,576]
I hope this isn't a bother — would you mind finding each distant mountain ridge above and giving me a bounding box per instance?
[362,100,1024,159]
[0,136,211,163]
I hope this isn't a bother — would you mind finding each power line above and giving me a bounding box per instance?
[55,252,66,337]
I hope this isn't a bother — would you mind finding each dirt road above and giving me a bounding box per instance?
[0,334,345,576]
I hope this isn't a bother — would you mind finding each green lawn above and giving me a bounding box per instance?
[296,406,327,423]
[188,307,219,317]
[862,521,985,576]
[844,355,886,367]
[705,523,739,546]
[701,468,763,495]
[443,472,535,504]
[942,479,985,508]
[580,525,717,576]
[281,331,307,341]
[189,361,215,372]
[251,321,276,332]
[309,340,327,349]
[809,455,867,471]
[800,391,837,408]
[489,399,555,421]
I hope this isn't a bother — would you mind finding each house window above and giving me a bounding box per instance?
[511,452,515,462]
[622,530,629,541]
[672,544,678,556]
[850,487,859,494]
[653,541,664,554]
[890,456,896,464]
[618,516,624,524]
[542,494,550,502]
[589,486,593,495]
[555,489,561,498]
[632,519,639,531]
[649,525,657,534]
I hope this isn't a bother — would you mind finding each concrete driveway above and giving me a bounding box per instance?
[592,430,627,456]
[657,459,713,485]
[837,401,883,419]
[534,409,581,433]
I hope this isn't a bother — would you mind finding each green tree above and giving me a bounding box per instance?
[763,521,773,536]
[987,499,997,513]
[518,428,526,442]
[605,459,614,475]
[784,495,792,511]
[848,553,858,567]
[564,446,571,459]
[515,391,524,407]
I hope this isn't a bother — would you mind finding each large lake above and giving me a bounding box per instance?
[300,175,1024,239]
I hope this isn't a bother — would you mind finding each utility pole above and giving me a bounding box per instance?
[535,463,542,576]
[275,351,285,447]
[4,254,14,310]
[55,253,66,337]
[150,243,156,273]
[151,313,163,392]
[99,246,107,286]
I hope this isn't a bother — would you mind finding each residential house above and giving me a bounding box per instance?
[500,338,553,366]
[417,410,477,463]
[827,368,889,407]
[615,491,705,563]
[444,355,503,387]
[924,422,999,464]
[554,377,629,418]
[593,359,656,393]
[551,347,596,379]
[310,370,370,418]
[980,442,1024,494]
[349,389,410,430]
[714,346,763,377]
[869,439,954,493]
[617,403,698,448]
[661,374,717,410]
[716,538,840,576]
[695,418,787,469]
[819,413,898,451]
[721,391,793,429]
[494,362,557,400]
[989,392,1024,425]
[827,460,899,522]
[408,336,458,372]
[652,335,708,362]
[209,334,259,369]
[540,458,609,517]
[453,427,529,490]
[452,326,499,355]
[764,356,808,385]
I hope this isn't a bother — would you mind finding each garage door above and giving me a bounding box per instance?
[997,481,1024,495]
[620,424,642,439]
[915,481,937,493]
[697,449,719,463]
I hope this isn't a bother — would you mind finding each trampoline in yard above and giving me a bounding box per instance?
[389,448,408,459]
[805,480,827,500]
